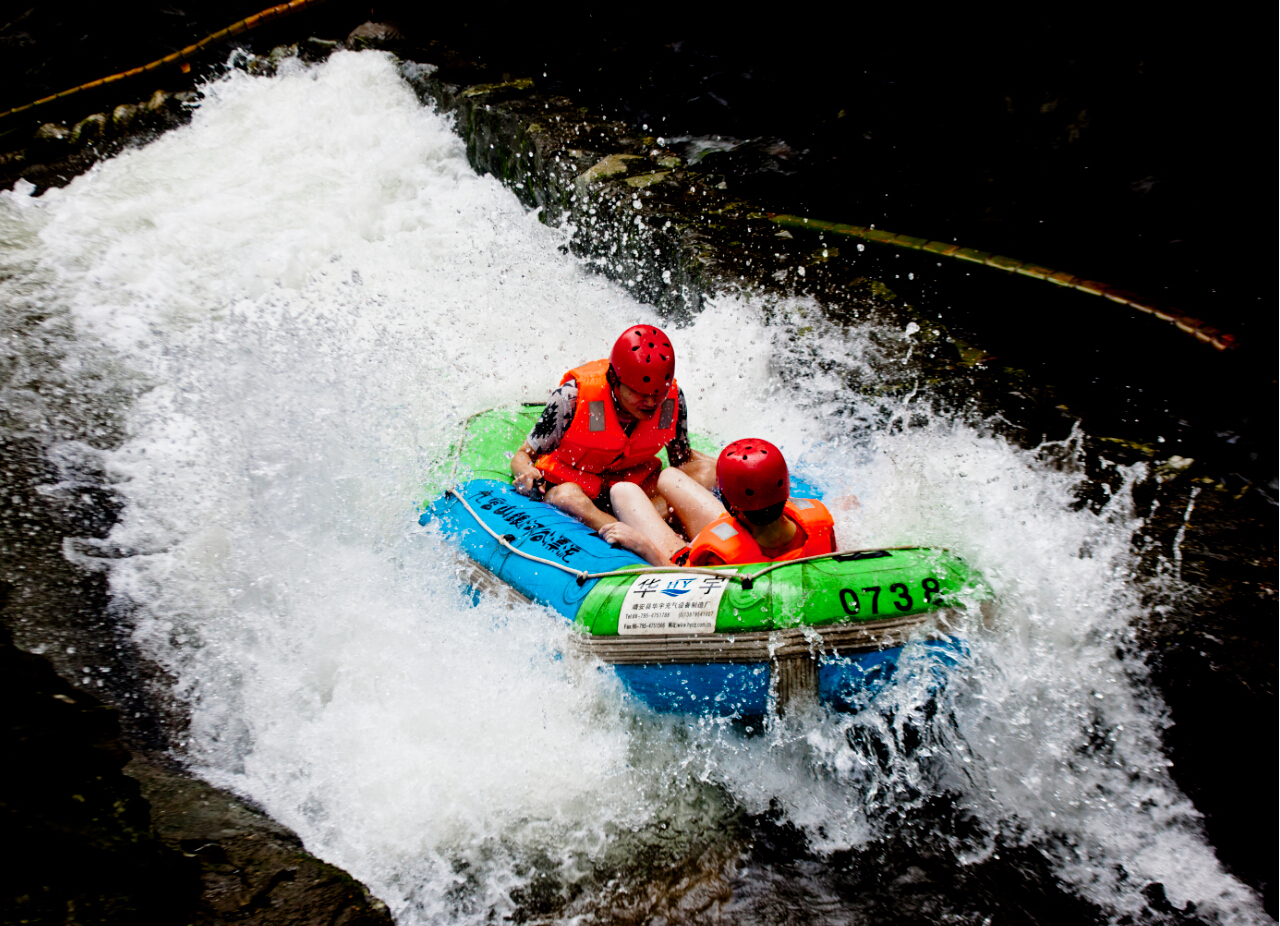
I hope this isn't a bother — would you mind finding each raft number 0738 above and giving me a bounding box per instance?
[839,577,941,616]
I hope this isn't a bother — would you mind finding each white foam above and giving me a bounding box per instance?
[0,50,1264,924]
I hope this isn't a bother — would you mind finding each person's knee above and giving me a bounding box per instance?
[545,482,590,509]
[657,467,686,494]
[610,481,647,508]
[678,457,716,490]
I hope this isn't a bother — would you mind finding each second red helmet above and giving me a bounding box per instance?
[717,438,789,511]
[610,325,675,393]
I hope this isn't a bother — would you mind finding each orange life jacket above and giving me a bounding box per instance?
[686,499,836,566]
[534,359,680,499]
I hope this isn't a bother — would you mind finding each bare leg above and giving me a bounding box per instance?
[648,492,671,522]
[600,482,687,565]
[675,449,717,491]
[657,467,727,538]
[543,482,615,532]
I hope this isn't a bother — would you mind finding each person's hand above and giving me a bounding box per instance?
[513,467,545,498]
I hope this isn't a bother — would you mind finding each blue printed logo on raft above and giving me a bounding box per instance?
[473,489,584,564]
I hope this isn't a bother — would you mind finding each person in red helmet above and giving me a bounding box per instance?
[510,325,715,530]
[598,438,839,567]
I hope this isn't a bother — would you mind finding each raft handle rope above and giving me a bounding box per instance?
[576,546,930,588]
[440,406,926,589]
[444,485,924,589]
[768,213,1237,352]
[444,486,744,584]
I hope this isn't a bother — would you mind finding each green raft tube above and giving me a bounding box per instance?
[421,405,991,716]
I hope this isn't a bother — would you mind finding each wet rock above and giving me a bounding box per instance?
[0,592,199,924]
[267,44,300,69]
[401,44,963,375]
[125,754,394,926]
[577,152,643,184]
[0,149,25,172]
[623,170,671,188]
[3,426,386,926]
[0,583,393,926]
[1132,475,1277,907]
[2,84,202,195]
[111,103,139,133]
[345,21,405,52]
[143,89,173,116]
[1,425,391,921]
[31,122,70,151]
[459,78,535,99]
[301,36,341,62]
[70,112,109,147]
[238,43,307,78]
[692,137,802,179]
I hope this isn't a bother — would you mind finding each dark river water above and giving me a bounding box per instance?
[0,8,1274,925]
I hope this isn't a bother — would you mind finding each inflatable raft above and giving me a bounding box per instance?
[421,405,990,716]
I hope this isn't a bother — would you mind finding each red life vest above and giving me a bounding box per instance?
[534,359,680,499]
[686,499,836,566]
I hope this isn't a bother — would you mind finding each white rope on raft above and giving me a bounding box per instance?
[439,406,928,588]
[444,487,734,584]
[443,486,924,588]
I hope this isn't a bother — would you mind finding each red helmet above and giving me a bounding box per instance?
[610,325,675,393]
[717,438,789,511]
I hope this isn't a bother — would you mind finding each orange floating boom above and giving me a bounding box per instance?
[0,0,329,121]
[769,213,1236,351]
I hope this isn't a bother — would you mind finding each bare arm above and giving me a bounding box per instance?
[666,386,695,467]
[513,381,577,498]
[511,441,544,497]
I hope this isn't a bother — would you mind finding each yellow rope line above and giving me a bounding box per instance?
[769,213,1237,351]
[0,0,328,121]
